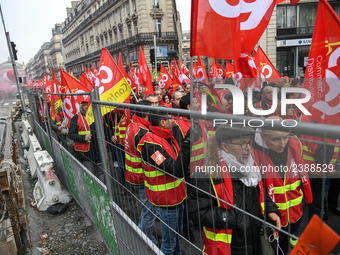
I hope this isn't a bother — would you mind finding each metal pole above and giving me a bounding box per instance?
[0,3,26,111]
[91,86,115,203]
[154,33,157,81]
[42,91,55,157]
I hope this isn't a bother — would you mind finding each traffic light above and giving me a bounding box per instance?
[11,41,18,60]
[150,48,155,64]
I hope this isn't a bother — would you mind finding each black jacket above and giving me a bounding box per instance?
[68,113,99,162]
[188,174,280,255]
[140,135,191,180]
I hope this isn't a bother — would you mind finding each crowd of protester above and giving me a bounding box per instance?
[34,75,340,255]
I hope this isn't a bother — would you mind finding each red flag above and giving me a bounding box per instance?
[168,74,184,98]
[234,53,259,90]
[193,62,197,78]
[86,48,131,125]
[178,71,190,84]
[138,46,154,96]
[255,46,281,84]
[43,73,52,102]
[216,62,225,78]
[276,0,300,5]
[91,65,98,75]
[303,0,340,125]
[60,68,91,128]
[60,69,90,104]
[225,61,235,78]
[191,0,275,60]
[130,63,140,91]
[209,59,217,79]
[173,58,180,78]
[179,60,190,76]
[195,56,208,83]
[158,63,172,90]
[118,52,136,90]
[49,68,63,120]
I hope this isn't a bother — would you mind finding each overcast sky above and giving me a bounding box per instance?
[0,0,191,65]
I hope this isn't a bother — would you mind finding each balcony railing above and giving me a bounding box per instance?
[277,26,314,37]
[65,32,178,67]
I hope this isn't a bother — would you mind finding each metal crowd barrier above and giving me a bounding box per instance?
[24,87,340,255]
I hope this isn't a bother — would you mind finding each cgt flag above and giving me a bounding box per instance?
[158,63,172,90]
[86,48,131,125]
[255,46,281,84]
[191,0,275,60]
[303,0,340,125]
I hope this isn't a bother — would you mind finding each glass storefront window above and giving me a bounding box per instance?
[277,47,295,78]
[297,46,310,78]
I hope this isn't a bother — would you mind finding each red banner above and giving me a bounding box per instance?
[255,46,281,84]
[191,0,275,60]
[158,63,172,90]
[119,52,136,90]
[303,0,340,125]
[216,62,225,78]
[138,46,154,96]
[209,59,217,79]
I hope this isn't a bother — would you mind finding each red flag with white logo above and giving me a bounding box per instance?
[209,59,218,79]
[255,46,281,84]
[130,63,140,92]
[215,61,225,78]
[49,68,63,120]
[158,63,172,90]
[191,0,276,60]
[179,60,190,76]
[60,68,91,128]
[303,0,340,125]
[138,46,154,96]
[43,73,52,102]
[195,56,208,83]
[234,53,259,90]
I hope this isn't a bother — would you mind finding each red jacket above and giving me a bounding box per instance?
[252,137,313,226]
[124,114,150,185]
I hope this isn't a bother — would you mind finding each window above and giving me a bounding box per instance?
[109,33,113,44]
[299,4,317,28]
[108,15,111,26]
[114,31,118,42]
[126,1,130,16]
[153,0,159,9]
[113,11,116,25]
[118,7,122,22]
[330,2,340,16]
[134,22,138,35]
[132,0,136,12]
[277,5,296,29]
[154,18,161,37]
[128,24,132,37]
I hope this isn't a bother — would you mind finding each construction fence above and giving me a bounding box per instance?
[23,86,340,255]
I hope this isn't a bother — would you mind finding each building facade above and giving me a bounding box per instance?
[259,0,340,78]
[26,24,64,81]
[62,0,181,76]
